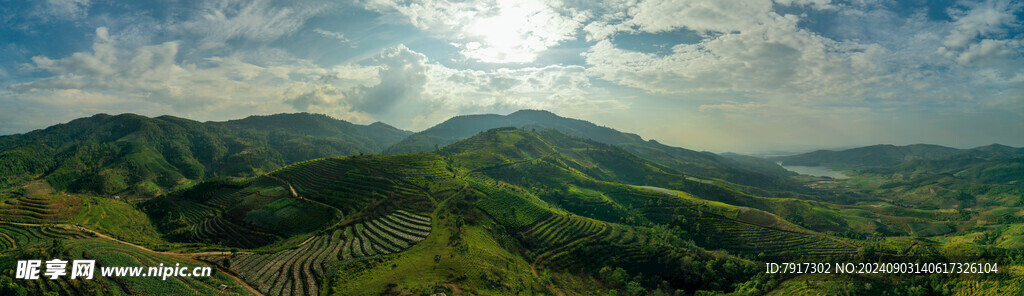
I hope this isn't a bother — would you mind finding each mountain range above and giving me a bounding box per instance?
[0,110,801,196]
[2,111,1023,296]
[387,110,798,190]
[0,113,408,195]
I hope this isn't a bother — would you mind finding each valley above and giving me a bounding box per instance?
[1,112,1022,295]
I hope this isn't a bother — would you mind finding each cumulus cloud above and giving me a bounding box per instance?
[349,45,430,114]
[943,0,1022,49]
[935,0,1024,80]
[363,0,586,63]
[4,0,1022,150]
[577,0,1023,121]
[3,20,613,133]
[583,21,888,100]
[2,27,375,134]
[333,44,620,129]
[626,0,774,34]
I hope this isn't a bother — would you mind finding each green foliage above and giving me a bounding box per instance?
[469,176,552,229]
[5,112,1024,296]
[0,113,410,196]
[243,198,338,236]
[773,144,962,167]
[388,110,798,191]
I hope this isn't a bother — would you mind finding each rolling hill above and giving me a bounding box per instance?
[0,113,409,196]
[771,144,962,167]
[2,112,1024,296]
[386,109,799,191]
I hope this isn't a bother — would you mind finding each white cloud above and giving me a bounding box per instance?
[3,23,614,133]
[626,0,774,34]
[35,0,90,21]
[773,0,833,8]
[583,19,888,101]
[578,0,1024,122]
[363,0,586,63]
[312,44,622,129]
[581,0,832,40]
[956,38,1023,66]
[3,27,378,133]
[314,28,354,47]
[943,0,1022,48]
[177,0,330,49]
[934,0,1024,80]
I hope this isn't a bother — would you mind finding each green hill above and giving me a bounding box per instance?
[124,130,774,295]
[771,144,963,168]
[0,113,409,196]
[386,109,800,191]
[2,113,1024,296]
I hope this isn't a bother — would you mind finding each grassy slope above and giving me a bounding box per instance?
[0,180,166,246]
[0,113,410,197]
[4,126,1023,295]
[330,210,545,295]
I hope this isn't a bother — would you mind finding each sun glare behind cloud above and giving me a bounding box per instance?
[462,0,573,63]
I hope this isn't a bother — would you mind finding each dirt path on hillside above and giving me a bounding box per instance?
[2,222,262,295]
[265,174,346,220]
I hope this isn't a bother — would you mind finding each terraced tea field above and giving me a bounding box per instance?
[515,214,676,271]
[0,223,253,295]
[162,197,219,224]
[220,210,432,295]
[471,177,554,229]
[0,195,79,222]
[190,216,281,249]
[0,223,92,251]
[63,238,253,295]
[696,216,859,257]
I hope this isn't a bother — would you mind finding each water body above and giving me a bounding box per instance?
[780,165,849,179]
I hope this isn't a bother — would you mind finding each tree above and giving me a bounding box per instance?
[48,239,65,257]
[625,281,646,296]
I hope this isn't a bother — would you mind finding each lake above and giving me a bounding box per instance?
[780,165,849,179]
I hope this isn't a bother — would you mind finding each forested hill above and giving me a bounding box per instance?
[385,109,797,190]
[770,144,962,167]
[0,113,409,195]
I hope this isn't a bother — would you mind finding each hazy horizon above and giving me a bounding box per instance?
[2,0,1022,153]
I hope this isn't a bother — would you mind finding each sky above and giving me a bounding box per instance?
[0,0,1022,153]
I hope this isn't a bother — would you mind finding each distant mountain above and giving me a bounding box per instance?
[884,144,1024,184]
[386,110,798,190]
[216,113,410,153]
[770,144,962,168]
[720,152,797,177]
[0,113,410,195]
[946,144,1024,160]
[385,110,642,154]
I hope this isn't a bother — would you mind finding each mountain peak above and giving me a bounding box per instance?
[509,109,558,117]
[977,143,1011,150]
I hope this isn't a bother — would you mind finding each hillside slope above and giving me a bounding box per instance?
[2,125,1022,296]
[386,110,798,190]
[771,144,962,167]
[0,113,409,195]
